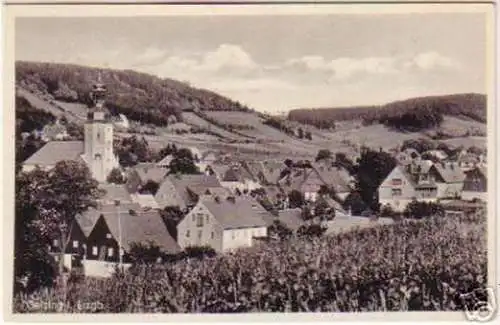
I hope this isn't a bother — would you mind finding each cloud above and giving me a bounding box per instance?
[200,44,257,71]
[405,51,461,71]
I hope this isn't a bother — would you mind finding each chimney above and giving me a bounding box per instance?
[214,196,221,203]
[227,196,236,204]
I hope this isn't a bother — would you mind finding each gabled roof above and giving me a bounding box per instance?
[200,196,270,230]
[133,163,168,183]
[262,160,288,184]
[99,183,133,205]
[42,123,67,138]
[130,193,160,209]
[221,165,256,183]
[75,202,142,237]
[312,163,351,193]
[23,141,84,166]
[156,174,222,209]
[278,167,326,192]
[458,153,480,164]
[433,164,466,183]
[156,155,173,167]
[101,208,181,254]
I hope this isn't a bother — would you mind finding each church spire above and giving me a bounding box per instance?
[88,71,108,121]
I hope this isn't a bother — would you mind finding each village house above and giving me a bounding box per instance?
[154,174,224,211]
[271,208,306,235]
[75,203,180,277]
[422,149,448,161]
[462,166,487,202]
[156,154,173,169]
[125,163,168,193]
[395,148,421,165]
[98,183,134,206]
[378,161,438,212]
[41,119,69,142]
[130,193,160,210]
[113,113,130,131]
[220,163,263,194]
[196,150,221,174]
[22,141,86,173]
[312,163,352,201]
[278,163,351,203]
[457,152,483,171]
[177,195,270,252]
[429,162,466,199]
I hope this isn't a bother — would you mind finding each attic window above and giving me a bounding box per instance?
[106,233,112,239]
[94,154,102,160]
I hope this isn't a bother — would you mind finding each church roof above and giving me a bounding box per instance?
[23,141,84,167]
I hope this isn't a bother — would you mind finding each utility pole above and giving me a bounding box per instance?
[115,199,123,269]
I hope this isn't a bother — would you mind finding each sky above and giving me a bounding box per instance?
[16,14,487,113]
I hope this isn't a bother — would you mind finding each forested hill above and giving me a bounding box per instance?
[15,61,251,126]
[287,93,487,130]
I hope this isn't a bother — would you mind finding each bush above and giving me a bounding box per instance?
[107,168,125,184]
[297,224,327,238]
[183,246,217,260]
[404,200,445,219]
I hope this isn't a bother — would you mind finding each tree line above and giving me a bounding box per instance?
[288,93,486,131]
[16,61,252,128]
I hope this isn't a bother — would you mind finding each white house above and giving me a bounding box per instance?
[378,162,438,212]
[177,195,269,252]
[220,164,263,194]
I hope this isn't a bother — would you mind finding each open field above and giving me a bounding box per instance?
[18,84,487,160]
[182,112,248,141]
[53,101,88,121]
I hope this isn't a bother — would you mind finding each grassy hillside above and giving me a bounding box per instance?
[15,61,252,126]
[288,93,487,129]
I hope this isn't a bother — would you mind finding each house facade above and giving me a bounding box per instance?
[462,167,487,201]
[177,196,269,252]
[378,164,438,212]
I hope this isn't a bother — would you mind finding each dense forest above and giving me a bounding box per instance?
[288,93,487,131]
[15,61,251,127]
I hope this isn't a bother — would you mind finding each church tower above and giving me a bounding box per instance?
[83,74,119,183]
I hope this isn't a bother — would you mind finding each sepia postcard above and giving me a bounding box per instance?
[2,1,498,323]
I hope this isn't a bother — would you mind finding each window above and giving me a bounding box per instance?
[106,233,112,239]
[198,230,202,239]
[232,232,236,240]
[53,239,59,247]
[196,214,204,227]
[391,189,402,197]
[192,214,195,222]
[391,178,402,186]
[92,246,98,256]
[108,247,114,257]
[72,240,78,248]
[186,230,190,238]
[211,232,214,239]
[97,132,101,140]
